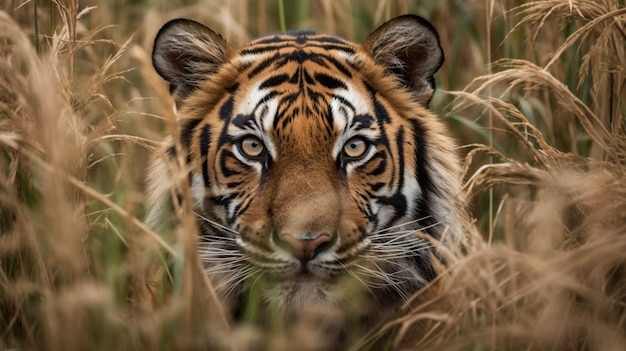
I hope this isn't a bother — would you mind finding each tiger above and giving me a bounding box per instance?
[148,14,470,328]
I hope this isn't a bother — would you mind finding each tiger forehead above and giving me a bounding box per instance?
[234,30,359,79]
[244,30,356,52]
[227,31,374,139]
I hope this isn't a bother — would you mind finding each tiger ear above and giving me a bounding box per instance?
[152,19,232,101]
[364,15,444,106]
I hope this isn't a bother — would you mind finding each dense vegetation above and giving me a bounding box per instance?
[1,0,624,349]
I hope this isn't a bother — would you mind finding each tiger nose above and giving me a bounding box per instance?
[276,233,333,262]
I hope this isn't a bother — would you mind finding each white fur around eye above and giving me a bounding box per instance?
[330,84,379,159]
[259,98,278,134]
[331,98,351,132]
[229,82,278,159]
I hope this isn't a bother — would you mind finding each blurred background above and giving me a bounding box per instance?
[1,0,624,350]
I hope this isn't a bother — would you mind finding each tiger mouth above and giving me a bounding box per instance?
[241,239,370,277]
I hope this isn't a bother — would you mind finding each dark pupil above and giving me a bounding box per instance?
[350,142,358,150]
[250,141,258,149]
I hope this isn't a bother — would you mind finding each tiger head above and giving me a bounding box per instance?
[150,15,467,317]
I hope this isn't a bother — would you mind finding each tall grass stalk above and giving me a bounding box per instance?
[277,0,286,32]
[33,0,39,54]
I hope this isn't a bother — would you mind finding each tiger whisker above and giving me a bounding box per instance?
[201,259,246,270]
[200,236,239,243]
[338,262,376,297]
[214,265,258,298]
[357,254,413,269]
[352,263,409,301]
[368,241,434,252]
[198,246,243,253]
[365,252,432,261]
[369,222,442,241]
[368,262,414,298]
[202,260,240,269]
[197,246,244,255]
[204,267,244,276]
[220,267,261,299]
[371,215,433,234]
[371,243,435,256]
[198,253,244,259]
[370,222,442,245]
[194,211,240,236]
[367,230,423,239]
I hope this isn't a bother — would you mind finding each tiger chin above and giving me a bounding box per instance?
[148,14,469,330]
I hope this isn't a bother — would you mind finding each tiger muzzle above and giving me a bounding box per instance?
[268,164,342,264]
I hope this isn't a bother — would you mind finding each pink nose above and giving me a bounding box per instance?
[277,233,332,262]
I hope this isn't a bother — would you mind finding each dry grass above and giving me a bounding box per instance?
[1,0,625,350]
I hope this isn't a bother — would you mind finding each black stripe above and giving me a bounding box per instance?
[210,194,234,208]
[330,94,356,112]
[259,91,279,106]
[259,74,290,89]
[366,202,379,229]
[200,124,211,188]
[219,149,248,177]
[232,114,254,128]
[243,42,355,60]
[374,128,408,225]
[367,91,393,187]
[247,52,280,79]
[306,87,321,102]
[240,43,293,55]
[227,82,240,93]
[369,89,391,124]
[311,36,350,45]
[180,119,202,149]
[280,113,294,130]
[371,182,385,192]
[308,55,329,69]
[311,43,355,54]
[367,153,387,176]
[410,120,438,239]
[375,193,407,222]
[314,72,347,90]
[255,31,351,46]
[303,69,315,84]
[219,96,234,121]
[412,254,436,282]
[321,54,353,78]
[324,104,335,131]
[234,196,252,219]
[352,114,374,129]
[396,128,406,190]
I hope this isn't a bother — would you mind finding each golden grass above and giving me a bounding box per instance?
[1,0,625,350]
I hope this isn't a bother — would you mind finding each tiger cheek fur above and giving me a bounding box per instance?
[150,15,469,320]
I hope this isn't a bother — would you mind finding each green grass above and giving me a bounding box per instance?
[1,0,625,350]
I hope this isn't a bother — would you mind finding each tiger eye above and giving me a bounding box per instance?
[239,136,265,158]
[343,137,368,159]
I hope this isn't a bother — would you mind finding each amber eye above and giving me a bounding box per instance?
[342,137,369,159]
[238,136,265,159]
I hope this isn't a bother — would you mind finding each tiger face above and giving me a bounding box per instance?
[150,15,467,316]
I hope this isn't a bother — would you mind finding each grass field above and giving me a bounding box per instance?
[1,0,625,350]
